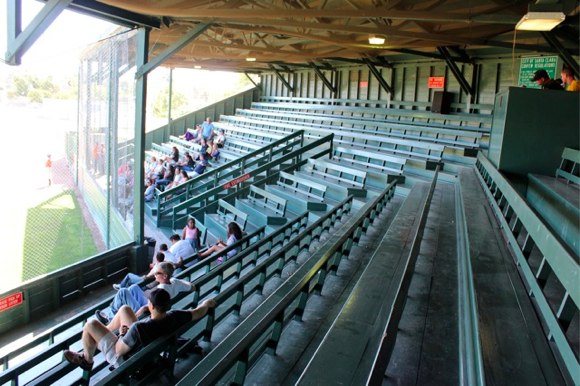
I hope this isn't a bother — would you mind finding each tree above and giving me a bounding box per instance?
[153,87,190,118]
[7,74,62,102]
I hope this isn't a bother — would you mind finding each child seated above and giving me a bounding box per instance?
[210,143,220,161]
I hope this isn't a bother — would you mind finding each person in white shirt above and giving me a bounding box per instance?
[169,234,195,267]
[95,262,194,324]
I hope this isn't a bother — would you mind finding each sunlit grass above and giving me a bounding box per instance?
[21,191,97,282]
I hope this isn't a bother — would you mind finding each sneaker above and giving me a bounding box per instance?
[64,350,93,371]
[112,284,120,290]
[95,309,109,325]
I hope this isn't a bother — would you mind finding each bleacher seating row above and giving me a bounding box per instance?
[475,152,579,381]
[297,169,437,385]
[177,182,397,385]
[148,130,306,227]
[169,134,335,233]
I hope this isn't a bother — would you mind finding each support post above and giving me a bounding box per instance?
[364,59,392,94]
[6,0,22,65]
[133,27,149,267]
[168,67,173,134]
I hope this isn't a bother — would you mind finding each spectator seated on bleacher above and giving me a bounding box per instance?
[144,178,156,202]
[95,262,195,325]
[198,221,242,263]
[183,126,199,142]
[113,252,166,290]
[168,234,195,268]
[155,243,175,268]
[179,152,196,173]
[65,288,216,371]
[166,170,190,197]
[191,153,208,177]
[166,166,185,190]
[215,129,226,148]
[144,156,158,179]
[209,142,221,161]
[191,124,203,144]
[182,217,200,251]
[169,146,180,165]
[197,138,209,160]
[155,164,175,190]
[149,158,164,180]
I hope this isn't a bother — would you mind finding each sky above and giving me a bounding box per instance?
[0,0,117,75]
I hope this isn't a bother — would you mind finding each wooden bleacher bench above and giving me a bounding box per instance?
[277,170,328,201]
[213,121,285,142]
[218,115,445,167]
[265,171,329,214]
[169,135,201,152]
[556,147,580,185]
[251,100,493,130]
[258,96,494,115]
[302,158,368,198]
[235,185,288,226]
[204,199,252,241]
[236,108,483,152]
[333,146,406,176]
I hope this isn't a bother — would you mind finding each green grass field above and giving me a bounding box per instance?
[21,190,98,282]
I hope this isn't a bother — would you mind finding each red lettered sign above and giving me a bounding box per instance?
[223,173,251,190]
[0,292,23,312]
[428,76,445,89]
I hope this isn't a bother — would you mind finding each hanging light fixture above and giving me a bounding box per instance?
[368,36,385,45]
[516,3,565,31]
[246,57,256,62]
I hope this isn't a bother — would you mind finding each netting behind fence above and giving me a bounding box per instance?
[74,28,137,249]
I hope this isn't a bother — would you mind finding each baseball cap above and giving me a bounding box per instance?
[147,288,171,312]
[531,69,549,81]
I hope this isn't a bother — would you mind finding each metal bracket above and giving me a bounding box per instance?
[135,23,211,79]
[363,58,392,94]
[244,72,262,90]
[541,32,579,79]
[6,0,72,65]
[269,65,295,93]
[437,46,474,99]
[310,62,337,95]
[391,48,473,64]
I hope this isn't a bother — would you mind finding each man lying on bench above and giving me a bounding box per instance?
[64,288,216,371]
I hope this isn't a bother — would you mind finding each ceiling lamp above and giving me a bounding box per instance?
[194,65,202,69]
[516,2,565,31]
[368,36,385,45]
[246,57,256,62]
[516,11,565,30]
